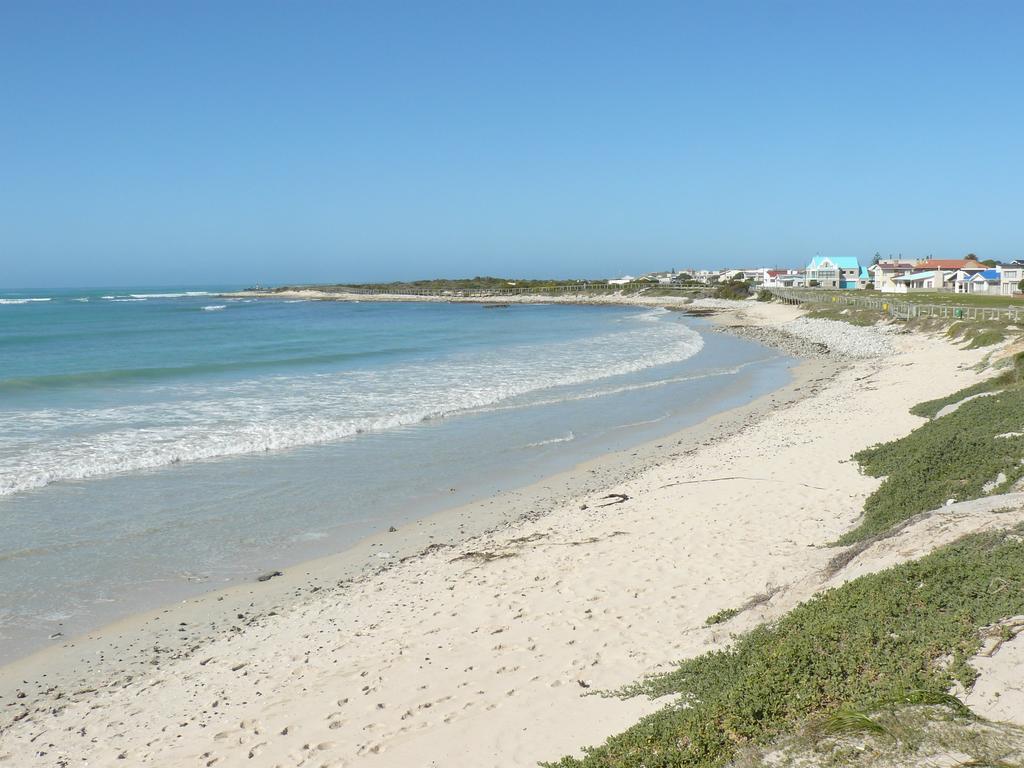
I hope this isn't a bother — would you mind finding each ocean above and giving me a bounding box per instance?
[0,287,794,660]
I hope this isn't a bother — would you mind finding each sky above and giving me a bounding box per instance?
[2,1,1023,287]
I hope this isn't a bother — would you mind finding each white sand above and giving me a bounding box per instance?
[1,299,1017,767]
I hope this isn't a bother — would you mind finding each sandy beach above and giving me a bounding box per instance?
[2,297,1019,767]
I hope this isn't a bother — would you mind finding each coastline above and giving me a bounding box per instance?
[0,298,998,767]
[0,300,819,690]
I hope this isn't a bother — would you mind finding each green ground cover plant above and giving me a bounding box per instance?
[945,320,1009,349]
[714,280,752,300]
[910,353,1024,418]
[545,528,1024,768]
[703,607,739,626]
[838,379,1024,544]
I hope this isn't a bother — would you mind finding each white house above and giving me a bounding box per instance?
[805,256,864,289]
[607,275,636,286]
[999,265,1023,295]
[966,269,1001,293]
[868,261,917,293]
[690,270,720,284]
[762,269,804,288]
[890,271,942,293]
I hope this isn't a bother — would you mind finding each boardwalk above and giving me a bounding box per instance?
[768,288,1024,323]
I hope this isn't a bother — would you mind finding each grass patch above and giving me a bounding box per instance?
[704,607,739,626]
[838,385,1024,544]
[544,527,1024,768]
[968,329,1007,348]
[714,280,752,300]
[806,305,886,326]
[944,320,1008,348]
[910,355,1024,418]
[704,588,781,626]
[734,701,1024,768]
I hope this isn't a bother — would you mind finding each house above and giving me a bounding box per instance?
[762,270,789,288]
[999,265,1023,296]
[966,269,1001,294]
[778,272,806,288]
[890,271,942,293]
[869,261,917,293]
[690,270,720,284]
[948,262,992,293]
[805,256,864,289]
[607,275,636,286]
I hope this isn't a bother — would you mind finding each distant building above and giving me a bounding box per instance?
[965,269,1002,294]
[890,271,942,293]
[805,256,864,289]
[868,261,917,293]
[999,265,1023,295]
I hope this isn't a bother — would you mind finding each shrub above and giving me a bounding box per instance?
[755,289,773,302]
[967,329,1006,348]
[545,528,1024,768]
[704,607,740,626]
[839,385,1024,544]
[714,280,751,300]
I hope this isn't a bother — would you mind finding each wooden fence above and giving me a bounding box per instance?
[767,288,1024,323]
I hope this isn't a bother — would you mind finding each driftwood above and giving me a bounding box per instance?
[596,493,630,507]
[659,476,826,491]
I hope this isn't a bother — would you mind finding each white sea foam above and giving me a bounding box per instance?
[101,292,211,301]
[129,292,211,299]
[0,309,707,495]
[525,431,575,448]
[0,297,51,305]
[202,305,226,311]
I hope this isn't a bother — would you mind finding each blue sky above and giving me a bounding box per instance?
[2,1,1023,287]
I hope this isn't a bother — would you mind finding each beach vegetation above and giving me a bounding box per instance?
[838,379,1024,544]
[806,305,884,326]
[714,280,751,300]
[732,700,1024,767]
[703,607,740,625]
[755,289,774,302]
[544,527,1024,768]
[909,352,1024,419]
[966,329,1007,348]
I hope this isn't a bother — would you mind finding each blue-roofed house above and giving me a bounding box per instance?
[805,256,864,289]
[967,268,1002,294]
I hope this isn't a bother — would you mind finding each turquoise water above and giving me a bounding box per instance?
[0,287,793,660]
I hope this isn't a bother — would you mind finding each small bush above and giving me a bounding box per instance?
[704,607,740,626]
[714,280,751,300]
[545,527,1024,768]
[839,386,1024,544]
[967,329,1006,348]
[755,289,773,302]
[910,357,1024,418]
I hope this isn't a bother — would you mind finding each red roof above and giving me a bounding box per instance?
[916,259,985,270]
[873,261,917,270]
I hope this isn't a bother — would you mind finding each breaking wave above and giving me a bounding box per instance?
[0,308,705,495]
